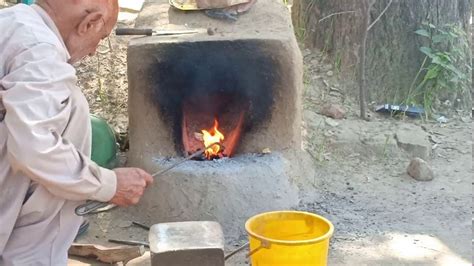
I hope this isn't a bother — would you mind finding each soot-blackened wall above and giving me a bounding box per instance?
[128,36,302,163]
[149,40,278,153]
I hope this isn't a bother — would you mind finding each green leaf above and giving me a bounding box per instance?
[432,34,447,43]
[435,52,452,63]
[431,56,450,68]
[415,29,430,37]
[419,47,433,57]
[425,67,440,80]
[448,31,457,38]
[444,65,462,77]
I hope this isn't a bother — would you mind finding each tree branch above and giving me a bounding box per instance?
[318,11,356,23]
[367,0,394,31]
[358,0,393,120]
[358,0,373,120]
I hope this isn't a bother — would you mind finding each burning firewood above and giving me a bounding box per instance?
[194,132,204,141]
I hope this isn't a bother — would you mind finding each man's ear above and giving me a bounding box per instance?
[77,11,104,36]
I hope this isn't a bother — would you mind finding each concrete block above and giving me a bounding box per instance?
[149,221,225,266]
[361,133,399,156]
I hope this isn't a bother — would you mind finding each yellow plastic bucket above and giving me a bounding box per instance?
[245,211,334,266]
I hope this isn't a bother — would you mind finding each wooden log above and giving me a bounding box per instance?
[68,244,145,264]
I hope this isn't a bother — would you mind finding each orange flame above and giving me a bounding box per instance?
[201,119,224,159]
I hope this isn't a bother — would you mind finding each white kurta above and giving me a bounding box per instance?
[0,4,117,265]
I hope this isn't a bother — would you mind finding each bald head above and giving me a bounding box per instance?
[37,0,118,27]
[37,0,119,63]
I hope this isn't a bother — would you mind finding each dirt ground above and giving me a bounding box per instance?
[298,49,472,265]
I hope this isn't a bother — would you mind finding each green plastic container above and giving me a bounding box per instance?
[90,115,118,169]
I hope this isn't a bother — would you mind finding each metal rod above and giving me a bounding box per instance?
[150,142,223,178]
[132,221,150,231]
[74,143,224,216]
[115,28,201,36]
[108,239,149,248]
[224,242,249,261]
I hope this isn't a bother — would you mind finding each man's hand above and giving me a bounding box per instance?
[109,168,153,206]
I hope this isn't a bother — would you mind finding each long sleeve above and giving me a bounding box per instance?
[1,42,116,202]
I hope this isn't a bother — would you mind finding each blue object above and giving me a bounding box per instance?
[375,104,425,118]
[22,0,35,5]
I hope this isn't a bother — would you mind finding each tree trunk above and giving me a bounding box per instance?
[293,0,472,112]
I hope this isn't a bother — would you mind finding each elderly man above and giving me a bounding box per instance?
[0,0,153,264]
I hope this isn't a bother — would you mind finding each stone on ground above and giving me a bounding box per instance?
[321,104,346,119]
[325,117,339,127]
[360,133,398,156]
[407,157,434,181]
[395,124,431,160]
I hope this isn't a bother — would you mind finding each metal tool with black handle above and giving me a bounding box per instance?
[74,143,222,216]
[115,28,201,36]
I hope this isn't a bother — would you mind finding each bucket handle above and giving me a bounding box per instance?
[247,239,270,257]
[224,240,271,261]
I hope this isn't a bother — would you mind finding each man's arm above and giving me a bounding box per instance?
[2,42,117,202]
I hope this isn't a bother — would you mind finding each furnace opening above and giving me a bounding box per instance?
[149,40,279,158]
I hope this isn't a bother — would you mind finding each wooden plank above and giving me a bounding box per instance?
[68,244,145,264]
